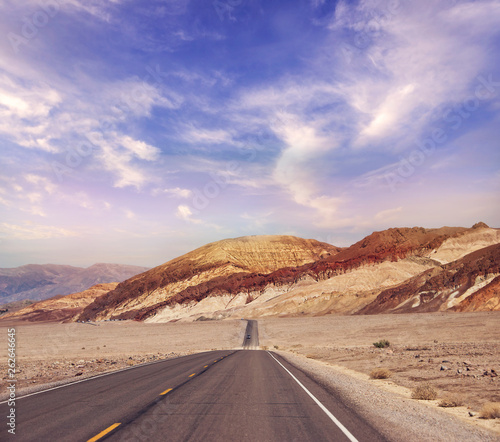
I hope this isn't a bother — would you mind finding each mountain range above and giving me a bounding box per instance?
[3,223,499,323]
[0,263,150,304]
[1,283,118,322]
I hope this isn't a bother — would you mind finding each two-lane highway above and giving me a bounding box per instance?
[242,319,259,349]
[107,350,385,442]
[1,351,233,442]
[1,322,387,441]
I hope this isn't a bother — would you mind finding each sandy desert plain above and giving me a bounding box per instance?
[1,311,499,437]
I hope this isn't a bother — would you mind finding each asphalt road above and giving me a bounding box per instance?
[242,319,259,348]
[1,323,387,442]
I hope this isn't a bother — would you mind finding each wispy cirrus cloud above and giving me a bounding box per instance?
[157,187,193,198]
[209,0,500,229]
[0,222,77,240]
[331,0,500,149]
[180,125,235,146]
[0,64,173,188]
[96,138,159,189]
[176,204,202,224]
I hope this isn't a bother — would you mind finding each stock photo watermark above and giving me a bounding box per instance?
[340,0,401,63]
[6,328,16,435]
[188,161,243,215]
[385,73,500,191]
[213,0,243,22]
[51,139,95,182]
[120,397,178,442]
[7,0,61,54]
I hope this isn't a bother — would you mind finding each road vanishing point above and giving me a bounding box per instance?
[1,320,387,441]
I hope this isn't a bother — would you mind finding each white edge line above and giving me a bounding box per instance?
[267,351,359,442]
[0,351,225,404]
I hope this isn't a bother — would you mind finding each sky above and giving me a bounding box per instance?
[0,0,499,268]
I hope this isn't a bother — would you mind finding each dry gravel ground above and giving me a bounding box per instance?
[259,311,500,438]
[0,312,499,440]
[279,351,498,442]
[0,319,243,398]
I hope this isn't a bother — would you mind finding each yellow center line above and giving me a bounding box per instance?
[204,365,208,368]
[160,388,172,395]
[189,373,196,377]
[214,360,217,362]
[87,423,121,442]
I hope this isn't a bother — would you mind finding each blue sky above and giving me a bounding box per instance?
[0,0,499,268]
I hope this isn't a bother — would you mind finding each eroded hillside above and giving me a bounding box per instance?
[12,224,499,324]
[78,235,340,321]
[143,224,500,321]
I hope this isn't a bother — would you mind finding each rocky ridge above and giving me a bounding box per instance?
[7,225,499,323]
[358,243,500,314]
[79,224,500,322]
[79,235,340,321]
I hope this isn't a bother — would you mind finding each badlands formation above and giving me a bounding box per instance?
[82,223,500,322]
[79,235,340,321]
[5,223,499,324]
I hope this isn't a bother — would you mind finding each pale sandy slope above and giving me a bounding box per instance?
[429,226,500,263]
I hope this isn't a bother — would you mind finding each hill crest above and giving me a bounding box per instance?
[78,235,341,321]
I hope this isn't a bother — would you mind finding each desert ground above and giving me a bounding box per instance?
[0,319,243,397]
[259,312,500,410]
[1,312,499,436]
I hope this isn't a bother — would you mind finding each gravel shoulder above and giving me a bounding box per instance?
[279,350,499,442]
[259,312,500,440]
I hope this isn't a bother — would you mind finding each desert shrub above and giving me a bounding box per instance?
[411,383,438,400]
[370,368,392,379]
[373,339,390,348]
[273,345,279,349]
[479,402,500,419]
[438,393,465,408]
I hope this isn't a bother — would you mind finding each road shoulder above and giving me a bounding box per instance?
[275,350,500,442]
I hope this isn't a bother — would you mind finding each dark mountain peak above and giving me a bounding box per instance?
[472,222,489,229]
